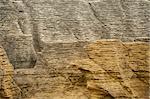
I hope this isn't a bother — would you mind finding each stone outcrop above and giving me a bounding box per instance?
[14,41,89,98]
[0,0,149,99]
[1,34,37,69]
[11,39,149,99]
[0,0,150,69]
[0,45,21,99]
[72,39,150,99]
[0,0,36,69]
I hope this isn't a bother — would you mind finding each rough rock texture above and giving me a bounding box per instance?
[14,41,89,98]
[0,0,36,69]
[12,39,149,99]
[0,0,149,99]
[0,45,21,99]
[72,39,150,99]
[0,0,150,69]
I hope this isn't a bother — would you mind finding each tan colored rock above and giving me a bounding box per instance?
[72,39,150,99]
[0,45,21,99]
[0,0,150,98]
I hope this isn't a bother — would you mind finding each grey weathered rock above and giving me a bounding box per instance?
[0,0,149,99]
[0,0,150,69]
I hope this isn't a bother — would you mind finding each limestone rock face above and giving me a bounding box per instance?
[0,0,149,99]
[12,40,149,99]
[18,0,149,42]
[0,0,36,69]
[72,40,150,99]
[0,0,150,68]
[0,45,21,99]
[14,42,89,98]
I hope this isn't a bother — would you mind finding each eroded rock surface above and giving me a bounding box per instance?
[72,40,150,99]
[0,0,149,99]
[0,45,21,99]
[0,0,150,68]
[12,39,149,99]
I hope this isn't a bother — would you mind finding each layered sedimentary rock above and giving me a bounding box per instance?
[0,45,21,99]
[0,0,36,69]
[72,39,150,99]
[0,0,149,99]
[0,0,150,69]
[14,41,89,98]
[13,39,149,99]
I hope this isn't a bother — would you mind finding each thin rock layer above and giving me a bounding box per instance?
[0,45,21,99]
[72,39,150,99]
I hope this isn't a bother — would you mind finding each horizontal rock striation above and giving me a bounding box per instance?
[0,45,21,99]
[0,0,150,69]
[72,39,150,99]
[0,0,149,98]
[14,41,89,98]
[13,40,149,99]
